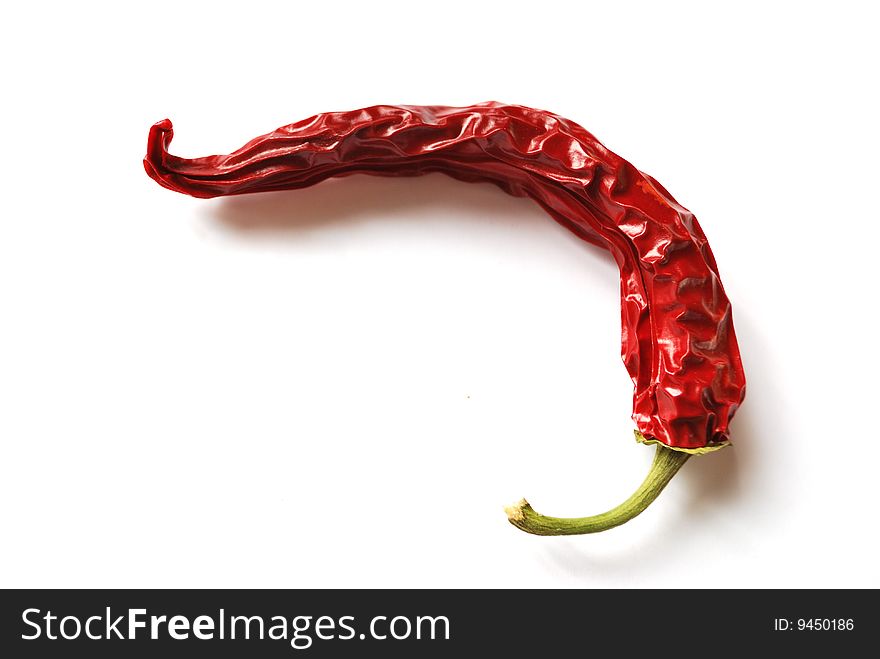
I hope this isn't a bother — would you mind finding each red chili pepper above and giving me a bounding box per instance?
[144,103,746,535]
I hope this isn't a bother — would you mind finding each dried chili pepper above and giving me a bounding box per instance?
[144,103,746,535]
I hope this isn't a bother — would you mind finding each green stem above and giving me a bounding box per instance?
[505,445,690,535]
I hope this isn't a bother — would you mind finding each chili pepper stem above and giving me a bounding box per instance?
[505,445,690,535]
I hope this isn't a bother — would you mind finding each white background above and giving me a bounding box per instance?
[2,1,878,588]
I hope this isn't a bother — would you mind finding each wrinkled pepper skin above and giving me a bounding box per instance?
[144,103,746,452]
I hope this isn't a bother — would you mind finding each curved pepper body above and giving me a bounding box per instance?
[144,102,745,452]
